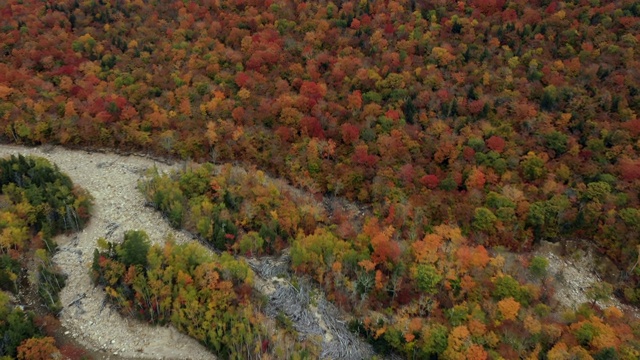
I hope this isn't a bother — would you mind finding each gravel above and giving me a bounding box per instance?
[537,240,639,318]
[0,144,215,360]
[10,143,626,359]
[0,144,376,359]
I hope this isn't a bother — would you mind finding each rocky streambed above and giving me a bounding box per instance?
[2,143,632,360]
[0,144,213,360]
[0,144,375,360]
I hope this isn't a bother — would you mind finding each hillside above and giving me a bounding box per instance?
[1,0,640,358]
[1,0,640,280]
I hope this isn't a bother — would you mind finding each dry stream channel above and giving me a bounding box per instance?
[1,144,633,360]
[0,144,374,360]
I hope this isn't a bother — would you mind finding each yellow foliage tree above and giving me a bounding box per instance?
[524,315,542,335]
[497,297,521,321]
[547,342,570,360]
[412,233,442,264]
[443,325,471,360]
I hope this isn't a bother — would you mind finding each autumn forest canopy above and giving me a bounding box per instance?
[2,0,640,358]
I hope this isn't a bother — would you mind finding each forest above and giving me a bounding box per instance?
[0,155,92,359]
[1,0,640,358]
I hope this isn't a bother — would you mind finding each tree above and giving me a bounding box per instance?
[583,182,611,203]
[544,131,568,156]
[412,233,443,264]
[237,231,264,256]
[618,158,640,181]
[465,167,486,189]
[341,123,360,144]
[486,135,506,153]
[0,306,39,358]
[291,229,350,283]
[414,264,442,295]
[492,275,523,302]
[497,297,521,321]
[521,152,546,181]
[420,324,448,356]
[473,207,497,233]
[118,230,150,268]
[443,325,472,360]
[93,236,265,358]
[526,195,570,240]
[586,282,613,308]
[540,85,558,111]
[528,256,548,280]
[370,225,401,267]
[17,337,59,360]
[420,174,439,189]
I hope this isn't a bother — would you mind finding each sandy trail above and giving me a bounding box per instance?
[0,144,214,360]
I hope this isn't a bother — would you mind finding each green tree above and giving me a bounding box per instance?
[521,152,546,181]
[0,303,39,358]
[472,207,498,233]
[485,191,515,209]
[583,181,612,203]
[619,208,640,229]
[420,323,448,356]
[0,255,20,292]
[529,256,548,280]
[540,85,558,111]
[237,231,264,255]
[526,195,571,240]
[586,281,613,307]
[414,264,442,295]
[291,229,351,282]
[544,131,568,156]
[118,230,151,268]
[493,275,526,303]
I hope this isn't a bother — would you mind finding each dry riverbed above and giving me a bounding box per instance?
[0,144,214,360]
[0,144,373,360]
[1,143,635,360]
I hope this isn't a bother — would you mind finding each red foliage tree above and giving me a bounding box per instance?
[619,159,640,181]
[420,174,440,189]
[301,116,325,138]
[341,123,360,144]
[486,135,506,153]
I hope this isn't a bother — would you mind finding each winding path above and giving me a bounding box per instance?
[0,144,374,360]
[0,144,214,360]
[2,143,635,359]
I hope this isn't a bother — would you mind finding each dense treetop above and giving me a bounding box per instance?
[2,0,640,358]
[1,0,639,252]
